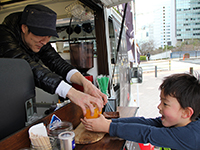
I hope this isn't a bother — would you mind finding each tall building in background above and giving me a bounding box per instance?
[161,2,176,48]
[176,0,200,42]
[153,3,176,48]
[136,0,176,49]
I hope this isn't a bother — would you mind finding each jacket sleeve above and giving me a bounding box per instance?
[111,117,163,126]
[109,117,199,150]
[38,43,75,80]
[0,25,63,94]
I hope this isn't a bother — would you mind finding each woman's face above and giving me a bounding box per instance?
[21,24,51,53]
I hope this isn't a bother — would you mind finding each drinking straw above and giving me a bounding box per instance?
[96,75,109,96]
[96,75,114,112]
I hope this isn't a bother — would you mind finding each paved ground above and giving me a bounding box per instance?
[126,59,200,150]
[129,59,200,118]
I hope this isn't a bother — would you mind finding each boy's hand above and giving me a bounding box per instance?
[81,114,111,133]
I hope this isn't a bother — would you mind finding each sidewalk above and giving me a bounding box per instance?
[129,59,200,118]
[127,59,200,150]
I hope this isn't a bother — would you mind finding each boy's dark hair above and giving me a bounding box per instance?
[159,73,200,121]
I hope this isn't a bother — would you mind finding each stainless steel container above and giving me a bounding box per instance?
[58,131,75,150]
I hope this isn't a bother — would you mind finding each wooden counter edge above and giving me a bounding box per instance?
[0,102,83,150]
[0,105,138,150]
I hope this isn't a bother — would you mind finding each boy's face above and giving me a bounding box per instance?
[157,90,191,127]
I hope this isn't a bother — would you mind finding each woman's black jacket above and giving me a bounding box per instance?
[0,12,75,94]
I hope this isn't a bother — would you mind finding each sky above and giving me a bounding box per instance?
[135,0,170,13]
[135,0,171,27]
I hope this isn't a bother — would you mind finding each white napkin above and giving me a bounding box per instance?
[28,123,51,149]
[28,123,48,137]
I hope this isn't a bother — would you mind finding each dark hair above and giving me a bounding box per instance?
[159,73,200,121]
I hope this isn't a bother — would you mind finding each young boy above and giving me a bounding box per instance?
[81,73,200,150]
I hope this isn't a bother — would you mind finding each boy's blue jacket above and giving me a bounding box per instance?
[110,117,200,150]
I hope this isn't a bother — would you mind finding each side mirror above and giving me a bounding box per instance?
[130,67,143,83]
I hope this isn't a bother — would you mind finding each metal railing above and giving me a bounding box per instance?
[139,60,171,73]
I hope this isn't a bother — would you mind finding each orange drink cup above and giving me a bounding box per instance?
[85,104,102,119]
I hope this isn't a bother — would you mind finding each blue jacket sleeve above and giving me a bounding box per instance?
[109,117,200,150]
[112,117,163,126]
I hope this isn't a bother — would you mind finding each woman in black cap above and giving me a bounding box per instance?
[0,4,107,115]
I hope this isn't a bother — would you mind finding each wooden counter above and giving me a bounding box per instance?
[117,106,138,118]
[0,103,138,150]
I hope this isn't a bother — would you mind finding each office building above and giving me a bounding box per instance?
[136,0,176,49]
[176,0,200,41]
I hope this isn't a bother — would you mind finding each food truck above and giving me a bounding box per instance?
[0,0,134,117]
[0,0,139,149]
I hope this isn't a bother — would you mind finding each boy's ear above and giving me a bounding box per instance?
[182,107,194,118]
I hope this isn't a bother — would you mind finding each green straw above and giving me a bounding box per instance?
[97,75,109,96]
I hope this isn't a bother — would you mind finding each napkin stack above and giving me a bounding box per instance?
[29,123,52,150]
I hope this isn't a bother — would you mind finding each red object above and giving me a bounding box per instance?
[72,75,93,92]
[138,143,154,150]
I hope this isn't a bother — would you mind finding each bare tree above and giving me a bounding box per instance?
[139,39,156,54]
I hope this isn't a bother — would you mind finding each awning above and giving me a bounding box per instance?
[100,0,132,8]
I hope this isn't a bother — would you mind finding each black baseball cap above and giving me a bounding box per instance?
[20,4,59,38]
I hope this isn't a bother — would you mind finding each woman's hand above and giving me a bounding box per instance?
[81,114,111,133]
[69,72,108,115]
[67,87,103,116]
[82,78,108,105]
